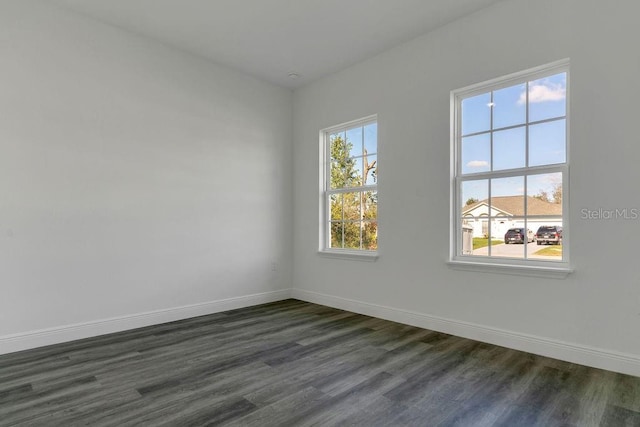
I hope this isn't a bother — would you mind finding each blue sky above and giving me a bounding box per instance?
[332,122,377,186]
[460,72,566,202]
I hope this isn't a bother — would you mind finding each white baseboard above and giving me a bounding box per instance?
[0,289,292,355]
[292,289,640,377]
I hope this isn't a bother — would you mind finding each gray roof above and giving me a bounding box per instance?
[462,196,562,216]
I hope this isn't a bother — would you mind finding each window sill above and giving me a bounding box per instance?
[447,259,573,279]
[318,250,379,262]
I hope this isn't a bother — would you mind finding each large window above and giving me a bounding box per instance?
[321,116,378,255]
[451,61,570,272]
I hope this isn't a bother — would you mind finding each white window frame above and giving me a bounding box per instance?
[319,115,378,261]
[449,60,573,278]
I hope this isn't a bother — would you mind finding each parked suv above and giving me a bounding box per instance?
[535,225,563,245]
[504,228,535,244]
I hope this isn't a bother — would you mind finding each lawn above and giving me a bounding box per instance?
[533,244,563,256]
[472,237,503,250]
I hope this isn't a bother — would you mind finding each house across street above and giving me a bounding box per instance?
[462,195,562,240]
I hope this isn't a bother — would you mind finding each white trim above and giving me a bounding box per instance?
[318,250,378,262]
[0,289,291,355]
[447,260,572,279]
[320,115,377,135]
[454,59,570,98]
[291,289,640,377]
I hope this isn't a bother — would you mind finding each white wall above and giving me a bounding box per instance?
[292,0,640,374]
[0,0,293,351]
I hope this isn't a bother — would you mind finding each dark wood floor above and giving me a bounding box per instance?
[1,299,639,426]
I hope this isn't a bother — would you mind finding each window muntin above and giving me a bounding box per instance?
[323,118,378,253]
[453,62,568,266]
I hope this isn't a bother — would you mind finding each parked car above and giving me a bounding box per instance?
[535,225,563,245]
[504,228,535,244]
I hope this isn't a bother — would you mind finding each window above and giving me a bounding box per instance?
[321,116,378,256]
[451,60,570,274]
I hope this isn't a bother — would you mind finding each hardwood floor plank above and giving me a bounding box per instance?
[158,397,257,427]
[0,383,33,405]
[435,351,542,426]
[600,404,640,426]
[491,365,578,426]
[0,375,104,426]
[283,371,407,426]
[609,372,640,413]
[227,387,330,427]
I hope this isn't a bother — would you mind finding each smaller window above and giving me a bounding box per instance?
[320,116,378,256]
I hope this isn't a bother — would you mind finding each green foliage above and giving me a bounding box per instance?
[472,238,503,250]
[330,135,360,188]
[329,134,378,250]
[533,244,562,256]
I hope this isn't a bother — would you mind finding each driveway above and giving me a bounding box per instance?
[473,241,562,260]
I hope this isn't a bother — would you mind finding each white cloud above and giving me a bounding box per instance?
[535,173,562,185]
[467,160,489,168]
[518,83,566,105]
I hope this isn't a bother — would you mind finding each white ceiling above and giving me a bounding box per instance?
[50,0,504,89]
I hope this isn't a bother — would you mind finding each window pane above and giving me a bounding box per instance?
[332,157,362,189]
[330,160,345,189]
[364,155,377,185]
[528,173,563,260]
[460,217,474,255]
[330,194,342,221]
[461,179,488,212]
[330,222,343,248]
[362,221,378,250]
[490,176,525,258]
[497,217,527,258]
[529,119,566,167]
[329,131,351,189]
[364,122,377,155]
[462,93,491,136]
[461,133,491,174]
[344,222,361,249]
[363,190,377,220]
[493,83,526,129]
[493,127,526,171]
[329,132,347,158]
[491,176,525,218]
[527,173,563,210]
[461,180,488,256]
[528,72,567,122]
[492,175,524,201]
[343,192,361,221]
[345,158,363,187]
[329,132,343,144]
[346,126,363,157]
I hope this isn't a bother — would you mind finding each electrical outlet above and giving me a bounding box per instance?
[271,262,277,272]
